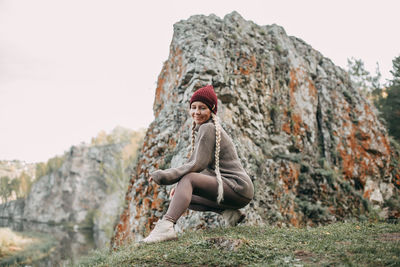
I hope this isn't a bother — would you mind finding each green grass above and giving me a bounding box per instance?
[76,222,400,266]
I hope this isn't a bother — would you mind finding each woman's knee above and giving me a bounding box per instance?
[178,172,218,195]
[179,172,197,183]
[176,172,197,189]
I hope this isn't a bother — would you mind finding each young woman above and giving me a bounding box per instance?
[143,85,254,243]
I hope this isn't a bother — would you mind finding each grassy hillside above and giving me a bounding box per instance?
[76,222,399,266]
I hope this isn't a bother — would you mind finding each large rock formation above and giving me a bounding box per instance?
[23,144,128,231]
[0,199,24,220]
[112,12,400,246]
[1,127,145,242]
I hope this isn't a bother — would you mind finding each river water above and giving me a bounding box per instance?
[0,218,110,266]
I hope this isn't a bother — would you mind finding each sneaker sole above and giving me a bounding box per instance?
[141,235,178,244]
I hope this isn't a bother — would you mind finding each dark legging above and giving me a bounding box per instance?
[164,172,250,223]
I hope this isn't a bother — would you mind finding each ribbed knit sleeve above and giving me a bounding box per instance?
[150,123,215,185]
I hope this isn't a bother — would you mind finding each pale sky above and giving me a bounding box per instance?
[1,0,399,163]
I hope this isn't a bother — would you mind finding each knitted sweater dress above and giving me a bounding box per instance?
[150,120,254,201]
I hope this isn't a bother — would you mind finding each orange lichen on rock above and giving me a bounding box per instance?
[142,197,152,209]
[277,198,299,227]
[154,46,185,116]
[169,138,177,149]
[291,113,302,136]
[289,205,299,227]
[272,161,301,227]
[306,77,318,99]
[363,188,372,199]
[172,47,185,88]
[394,174,400,186]
[281,112,303,137]
[150,185,164,210]
[336,102,392,191]
[155,74,166,103]
[282,121,291,134]
[285,68,307,138]
[280,162,300,193]
[377,132,392,156]
[238,53,257,75]
[154,64,168,116]
[135,183,143,194]
[320,184,327,192]
[289,69,299,94]
[335,102,358,179]
[151,198,164,210]
[116,210,129,233]
[112,209,132,247]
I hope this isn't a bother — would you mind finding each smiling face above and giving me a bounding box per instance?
[190,101,212,125]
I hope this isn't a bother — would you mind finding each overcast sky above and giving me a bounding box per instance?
[1,0,399,163]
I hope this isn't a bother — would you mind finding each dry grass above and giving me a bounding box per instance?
[0,228,56,266]
[0,228,36,258]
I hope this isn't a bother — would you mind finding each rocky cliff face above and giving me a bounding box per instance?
[0,127,145,243]
[112,12,400,246]
[0,199,24,220]
[23,144,128,231]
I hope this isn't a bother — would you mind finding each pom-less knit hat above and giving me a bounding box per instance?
[190,85,218,114]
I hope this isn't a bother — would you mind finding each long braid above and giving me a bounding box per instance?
[190,121,196,156]
[211,113,224,203]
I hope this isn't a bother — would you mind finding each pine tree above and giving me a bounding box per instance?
[10,178,21,199]
[347,57,373,95]
[381,55,400,141]
[390,56,400,85]
[19,172,32,198]
[346,56,400,141]
[0,176,11,203]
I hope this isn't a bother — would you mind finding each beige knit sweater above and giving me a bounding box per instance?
[150,120,254,200]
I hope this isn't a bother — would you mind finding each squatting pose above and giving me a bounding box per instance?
[144,85,254,243]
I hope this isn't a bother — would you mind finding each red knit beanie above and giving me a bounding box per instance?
[189,85,218,114]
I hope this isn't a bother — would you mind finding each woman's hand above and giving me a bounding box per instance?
[148,176,153,183]
[169,187,175,199]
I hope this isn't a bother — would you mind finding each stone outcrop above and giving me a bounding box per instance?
[0,144,128,235]
[112,12,400,246]
[1,127,145,243]
[23,144,128,230]
[0,199,24,220]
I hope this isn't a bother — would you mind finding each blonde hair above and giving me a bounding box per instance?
[191,113,224,203]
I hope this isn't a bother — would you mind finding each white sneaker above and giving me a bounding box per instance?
[142,219,177,243]
[222,209,246,227]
